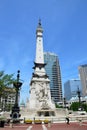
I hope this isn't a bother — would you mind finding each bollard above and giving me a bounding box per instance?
[10,120,13,128]
[79,119,82,126]
[48,121,51,128]
[32,121,34,124]
[42,121,44,124]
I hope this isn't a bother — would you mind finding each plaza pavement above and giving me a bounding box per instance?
[1,122,87,130]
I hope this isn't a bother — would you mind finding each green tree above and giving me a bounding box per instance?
[81,103,87,112]
[55,103,63,108]
[70,102,87,112]
[0,71,15,108]
[70,102,79,111]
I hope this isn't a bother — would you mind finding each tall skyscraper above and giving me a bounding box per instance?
[78,64,87,96]
[64,79,82,100]
[44,52,62,103]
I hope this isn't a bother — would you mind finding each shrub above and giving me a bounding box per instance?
[24,119,32,124]
[43,119,49,124]
[34,119,42,124]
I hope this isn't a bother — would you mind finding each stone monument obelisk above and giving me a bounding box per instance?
[28,20,55,116]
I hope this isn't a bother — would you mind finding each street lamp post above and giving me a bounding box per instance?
[77,87,81,110]
[10,70,23,119]
[63,97,66,108]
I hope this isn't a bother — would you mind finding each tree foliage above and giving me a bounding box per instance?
[82,103,87,112]
[70,102,79,111]
[70,102,87,112]
[55,103,63,108]
[0,71,15,97]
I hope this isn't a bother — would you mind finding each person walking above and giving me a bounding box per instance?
[66,117,70,124]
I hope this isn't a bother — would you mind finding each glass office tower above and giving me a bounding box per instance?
[64,79,82,100]
[78,64,87,96]
[44,52,62,103]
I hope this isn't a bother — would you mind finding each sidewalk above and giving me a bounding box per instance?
[0,122,87,130]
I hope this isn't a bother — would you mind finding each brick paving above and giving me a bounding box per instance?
[0,122,87,130]
[46,122,87,130]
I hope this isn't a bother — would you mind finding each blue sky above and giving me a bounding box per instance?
[0,0,87,103]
